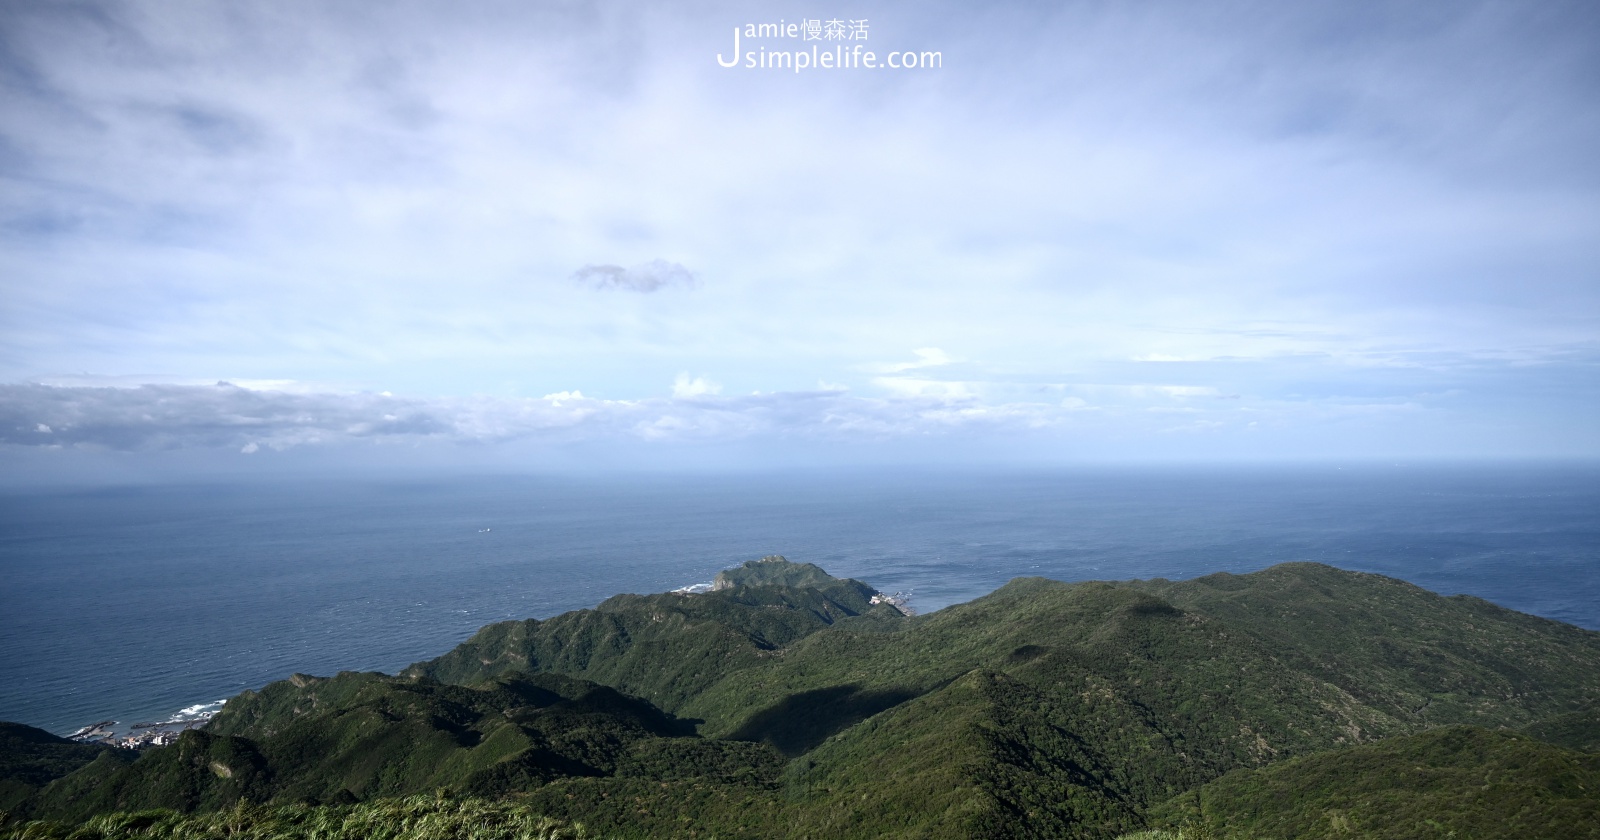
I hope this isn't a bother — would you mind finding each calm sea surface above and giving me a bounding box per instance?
[2,464,1596,735]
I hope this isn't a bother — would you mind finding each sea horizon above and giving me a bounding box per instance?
[3,461,1597,736]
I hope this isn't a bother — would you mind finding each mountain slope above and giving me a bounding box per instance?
[1122,563,1600,730]
[1147,725,1600,839]
[8,558,1600,839]
[0,723,134,812]
[20,671,732,824]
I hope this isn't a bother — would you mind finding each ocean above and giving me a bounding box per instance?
[2,463,1597,736]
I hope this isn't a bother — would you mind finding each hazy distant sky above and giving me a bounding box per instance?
[1,0,1597,475]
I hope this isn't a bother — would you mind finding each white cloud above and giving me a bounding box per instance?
[1155,386,1222,399]
[871,377,979,400]
[870,348,958,374]
[1065,384,1225,400]
[672,374,721,398]
[865,349,978,402]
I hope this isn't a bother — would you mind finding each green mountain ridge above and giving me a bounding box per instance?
[1148,724,1600,839]
[1124,563,1600,729]
[5,557,1599,839]
[0,724,135,814]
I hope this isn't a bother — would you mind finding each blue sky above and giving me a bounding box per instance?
[1,0,1597,475]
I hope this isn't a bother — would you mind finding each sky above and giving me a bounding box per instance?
[1,0,1597,478]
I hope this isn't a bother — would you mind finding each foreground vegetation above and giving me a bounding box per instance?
[4,556,1598,838]
[1,794,583,839]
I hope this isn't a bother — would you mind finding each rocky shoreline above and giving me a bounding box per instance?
[67,700,226,750]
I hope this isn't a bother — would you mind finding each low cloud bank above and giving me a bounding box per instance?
[4,377,1539,464]
[0,381,1057,453]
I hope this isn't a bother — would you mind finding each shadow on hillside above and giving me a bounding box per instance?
[728,684,919,757]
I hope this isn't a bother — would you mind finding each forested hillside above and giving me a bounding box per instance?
[5,556,1598,839]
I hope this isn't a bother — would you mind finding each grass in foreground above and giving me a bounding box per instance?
[1,794,584,840]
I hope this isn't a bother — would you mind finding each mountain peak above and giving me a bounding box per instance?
[712,555,842,590]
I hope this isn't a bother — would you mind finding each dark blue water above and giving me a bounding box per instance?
[2,464,1597,735]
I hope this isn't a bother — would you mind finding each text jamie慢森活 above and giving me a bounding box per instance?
[717,18,941,72]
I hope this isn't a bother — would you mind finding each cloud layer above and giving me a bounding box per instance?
[0,0,1595,466]
[6,361,1590,467]
[0,381,1058,453]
